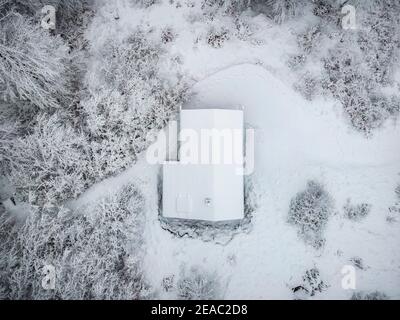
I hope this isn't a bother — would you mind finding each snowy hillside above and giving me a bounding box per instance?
[1,0,399,300]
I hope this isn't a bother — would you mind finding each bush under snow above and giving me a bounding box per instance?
[177,266,220,300]
[343,199,371,221]
[288,180,333,248]
[291,267,329,299]
[388,183,400,223]
[351,291,389,300]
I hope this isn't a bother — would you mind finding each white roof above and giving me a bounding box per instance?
[162,109,244,222]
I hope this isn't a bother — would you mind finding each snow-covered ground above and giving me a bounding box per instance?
[73,0,400,299]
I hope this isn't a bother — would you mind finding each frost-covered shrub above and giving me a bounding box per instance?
[357,2,399,86]
[207,26,230,48]
[269,0,308,24]
[96,29,160,91]
[247,0,309,23]
[177,267,220,300]
[0,203,15,299]
[244,176,258,218]
[0,176,13,202]
[52,1,94,50]
[83,90,143,179]
[396,184,400,200]
[0,183,147,300]
[161,26,176,44]
[82,28,187,179]
[292,268,328,299]
[0,99,40,139]
[130,0,160,8]
[202,0,310,22]
[0,13,71,110]
[311,0,339,21]
[288,181,333,248]
[388,183,400,223]
[351,291,388,300]
[343,199,371,221]
[0,113,90,205]
[349,256,367,270]
[201,0,250,16]
[0,102,30,174]
[287,54,306,70]
[234,17,254,41]
[296,24,322,55]
[301,268,328,296]
[162,275,175,292]
[293,71,320,101]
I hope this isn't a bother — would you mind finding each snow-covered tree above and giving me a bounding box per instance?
[0,13,70,110]
[0,183,147,299]
[0,113,90,205]
[82,27,188,178]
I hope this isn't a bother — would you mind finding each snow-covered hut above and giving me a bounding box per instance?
[162,108,244,222]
